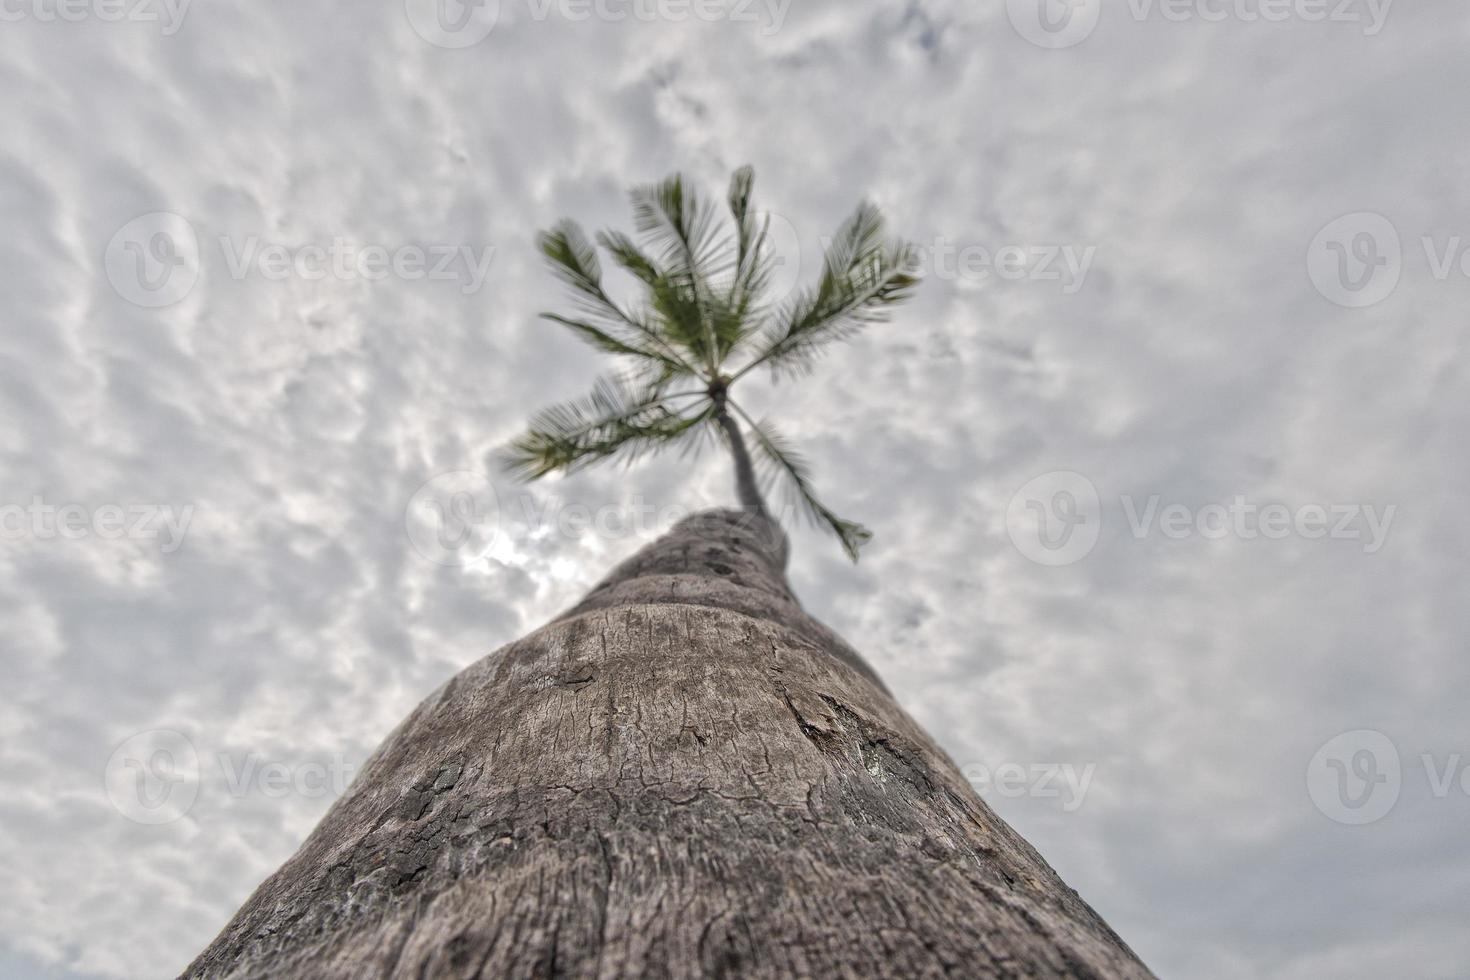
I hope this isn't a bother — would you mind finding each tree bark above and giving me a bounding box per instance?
[185,510,1153,979]
[714,411,766,514]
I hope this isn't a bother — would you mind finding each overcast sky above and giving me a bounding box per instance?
[2,1,1467,977]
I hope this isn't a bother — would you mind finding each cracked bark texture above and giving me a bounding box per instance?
[185,509,1152,979]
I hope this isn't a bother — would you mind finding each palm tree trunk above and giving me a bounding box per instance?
[185,510,1153,979]
[715,409,765,516]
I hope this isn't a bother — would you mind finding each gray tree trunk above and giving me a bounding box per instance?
[184,509,1153,979]
[714,411,767,517]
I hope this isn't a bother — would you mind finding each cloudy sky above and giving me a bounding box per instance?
[2,0,1467,977]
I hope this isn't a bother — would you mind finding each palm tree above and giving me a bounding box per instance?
[185,171,1154,980]
[503,166,920,561]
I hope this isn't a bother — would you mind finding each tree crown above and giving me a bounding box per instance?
[502,166,920,561]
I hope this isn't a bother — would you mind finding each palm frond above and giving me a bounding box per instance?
[538,221,620,320]
[501,376,711,480]
[707,294,755,363]
[736,202,920,381]
[538,221,701,374]
[539,314,687,374]
[725,165,774,343]
[647,272,708,359]
[728,166,755,256]
[630,174,725,277]
[596,230,661,286]
[736,409,872,562]
[631,174,744,369]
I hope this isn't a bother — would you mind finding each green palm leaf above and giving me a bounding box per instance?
[630,174,725,277]
[736,408,873,562]
[502,375,710,479]
[596,230,661,286]
[538,222,699,374]
[539,314,682,372]
[736,202,919,381]
[726,166,772,310]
